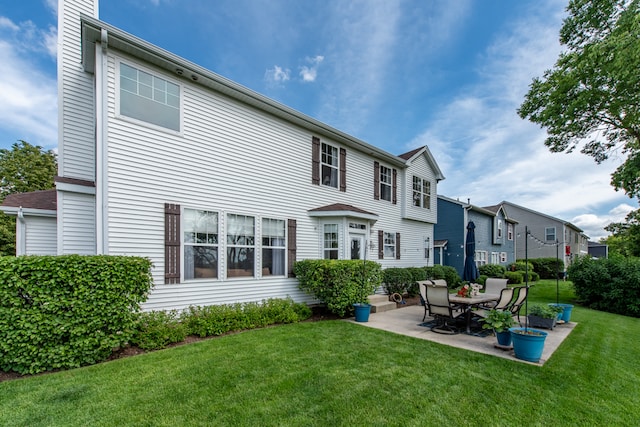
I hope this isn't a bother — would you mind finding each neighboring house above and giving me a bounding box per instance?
[489,201,589,271]
[0,190,57,256]
[588,241,609,259]
[0,0,445,311]
[434,195,517,277]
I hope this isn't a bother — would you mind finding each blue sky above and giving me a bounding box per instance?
[0,0,636,241]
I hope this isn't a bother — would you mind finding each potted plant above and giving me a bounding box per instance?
[509,327,548,363]
[527,304,562,329]
[353,300,372,322]
[480,309,516,346]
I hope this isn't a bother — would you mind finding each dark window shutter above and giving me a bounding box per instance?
[287,219,297,277]
[392,168,397,205]
[165,203,181,284]
[396,232,401,260]
[378,230,384,259]
[339,148,346,192]
[312,136,320,185]
[374,161,380,200]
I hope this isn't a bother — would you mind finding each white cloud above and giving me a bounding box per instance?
[299,55,324,82]
[572,203,636,241]
[264,65,291,87]
[0,18,57,149]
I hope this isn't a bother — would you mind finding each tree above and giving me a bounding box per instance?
[0,141,57,256]
[518,0,640,197]
[603,208,640,257]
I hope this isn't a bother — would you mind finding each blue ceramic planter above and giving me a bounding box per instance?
[496,330,512,346]
[549,303,574,322]
[509,327,548,363]
[353,303,371,322]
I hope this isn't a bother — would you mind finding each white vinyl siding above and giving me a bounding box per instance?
[100,53,438,311]
[58,0,97,181]
[24,216,57,255]
[58,191,96,255]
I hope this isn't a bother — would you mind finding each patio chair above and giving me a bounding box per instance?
[508,286,529,324]
[483,278,508,297]
[422,282,464,334]
[474,287,515,319]
[418,280,447,320]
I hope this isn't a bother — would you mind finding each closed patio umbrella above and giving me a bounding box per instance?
[463,221,479,282]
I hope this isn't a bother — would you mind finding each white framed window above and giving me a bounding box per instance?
[475,250,487,266]
[545,227,556,241]
[183,209,218,280]
[321,143,339,188]
[490,252,499,264]
[412,176,431,209]
[497,219,503,239]
[262,218,286,276]
[383,232,396,258]
[323,224,339,259]
[119,62,180,131]
[507,223,513,240]
[380,165,392,201]
[227,214,255,278]
[500,252,507,263]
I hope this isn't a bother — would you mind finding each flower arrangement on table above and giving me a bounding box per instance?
[456,283,482,298]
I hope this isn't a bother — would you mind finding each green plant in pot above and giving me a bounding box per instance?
[527,304,562,330]
[480,310,516,346]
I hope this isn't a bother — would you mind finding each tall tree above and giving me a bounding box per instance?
[0,141,57,255]
[518,0,640,197]
[603,209,640,257]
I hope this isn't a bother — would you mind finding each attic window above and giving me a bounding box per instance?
[119,62,180,131]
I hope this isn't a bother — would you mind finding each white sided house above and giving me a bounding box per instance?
[1,0,445,311]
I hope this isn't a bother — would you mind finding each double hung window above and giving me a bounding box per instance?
[383,232,396,258]
[183,209,218,279]
[380,166,392,201]
[545,227,556,241]
[321,143,339,188]
[412,176,431,209]
[227,214,255,277]
[323,224,339,259]
[262,218,285,276]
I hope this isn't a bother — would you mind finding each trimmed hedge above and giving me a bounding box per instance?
[294,259,382,317]
[529,257,564,279]
[425,265,461,288]
[478,264,506,278]
[568,256,640,318]
[382,268,413,295]
[0,255,153,374]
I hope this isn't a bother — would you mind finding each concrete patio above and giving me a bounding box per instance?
[347,304,576,366]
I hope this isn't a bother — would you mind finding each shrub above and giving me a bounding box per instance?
[478,264,506,278]
[511,261,534,273]
[476,275,488,286]
[0,255,153,374]
[441,266,462,288]
[382,268,413,295]
[568,256,640,317]
[504,271,523,284]
[294,260,382,317]
[132,310,187,350]
[530,257,564,279]
[424,265,446,280]
[405,267,427,296]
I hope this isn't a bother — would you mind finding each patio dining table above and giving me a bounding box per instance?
[449,293,500,334]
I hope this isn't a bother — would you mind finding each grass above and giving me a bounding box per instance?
[0,280,638,426]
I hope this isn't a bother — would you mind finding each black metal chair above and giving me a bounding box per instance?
[508,286,529,324]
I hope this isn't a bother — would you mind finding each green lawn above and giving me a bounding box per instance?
[0,280,638,426]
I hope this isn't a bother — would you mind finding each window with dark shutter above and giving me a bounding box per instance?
[374,161,380,200]
[396,232,401,260]
[339,148,346,192]
[287,219,297,277]
[165,203,181,284]
[392,168,397,204]
[312,136,320,185]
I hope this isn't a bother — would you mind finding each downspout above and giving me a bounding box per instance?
[95,28,109,254]
[17,207,26,255]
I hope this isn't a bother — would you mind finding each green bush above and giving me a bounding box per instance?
[568,256,640,317]
[476,275,488,286]
[132,310,187,350]
[504,271,523,284]
[0,255,153,374]
[382,268,413,295]
[294,259,382,317]
[478,264,506,278]
[424,265,446,280]
[442,266,462,288]
[405,267,427,296]
[182,298,311,339]
[530,257,564,279]
[511,261,534,273]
